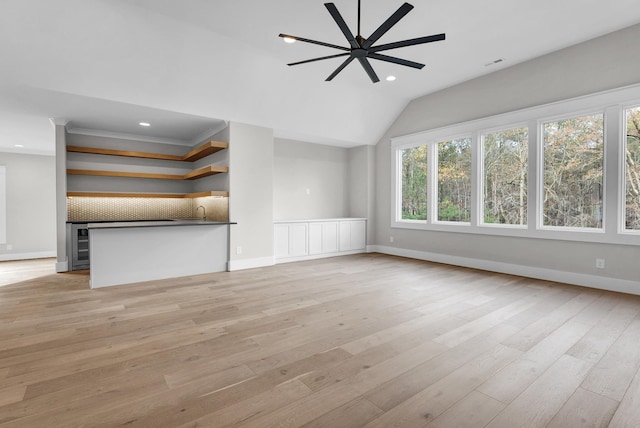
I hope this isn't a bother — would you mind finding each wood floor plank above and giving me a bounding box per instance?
[362,344,521,427]
[0,385,26,407]
[432,294,539,348]
[546,387,618,428]
[485,354,593,428]
[363,324,520,412]
[174,379,313,428]
[302,336,449,394]
[608,364,640,428]
[580,319,640,401]
[82,348,352,428]
[567,299,640,364]
[301,397,383,428]
[0,254,638,427]
[477,318,593,403]
[424,390,505,428]
[499,291,603,352]
[0,258,55,286]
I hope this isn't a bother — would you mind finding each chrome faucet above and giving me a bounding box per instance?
[196,205,207,220]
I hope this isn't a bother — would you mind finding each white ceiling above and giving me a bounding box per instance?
[1,0,640,155]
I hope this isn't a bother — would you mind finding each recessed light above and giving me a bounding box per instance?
[386,75,396,82]
[14,144,24,147]
[283,36,296,44]
[139,122,151,127]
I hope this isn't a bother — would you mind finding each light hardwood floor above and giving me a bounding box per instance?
[0,258,56,287]
[0,253,639,427]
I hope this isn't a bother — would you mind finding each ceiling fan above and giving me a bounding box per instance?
[279,0,445,83]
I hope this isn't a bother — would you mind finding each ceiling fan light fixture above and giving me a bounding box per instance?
[279,1,445,83]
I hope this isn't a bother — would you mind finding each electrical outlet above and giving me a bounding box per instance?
[236,246,242,255]
[6,244,12,250]
[595,258,605,269]
[389,236,394,243]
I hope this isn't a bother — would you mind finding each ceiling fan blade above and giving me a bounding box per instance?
[369,33,446,53]
[357,57,380,83]
[288,53,350,66]
[362,2,413,50]
[279,33,350,52]
[324,3,359,49]
[326,56,355,81]
[367,52,424,69]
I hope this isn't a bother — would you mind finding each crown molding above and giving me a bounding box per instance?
[189,121,228,146]
[49,117,69,127]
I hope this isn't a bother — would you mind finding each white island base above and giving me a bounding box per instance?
[89,222,230,288]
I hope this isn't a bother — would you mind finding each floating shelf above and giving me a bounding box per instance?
[67,191,228,198]
[66,140,228,162]
[182,141,229,162]
[67,165,228,180]
[183,165,228,180]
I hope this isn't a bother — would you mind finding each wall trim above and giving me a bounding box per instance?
[55,260,69,273]
[369,245,640,296]
[0,251,56,262]
[228,256,275,271]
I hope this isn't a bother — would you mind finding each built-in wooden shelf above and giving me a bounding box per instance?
[66,140,228,162]
[67,191,228,199]
[182,141,228,162]
[66,139,230,201]
[67,165,228,180]
[183,165,228,180]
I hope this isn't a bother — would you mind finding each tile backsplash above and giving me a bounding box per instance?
[67,197,194,221]
[67,196,230,221]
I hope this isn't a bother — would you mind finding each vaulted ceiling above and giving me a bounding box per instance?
[2,0,640,154]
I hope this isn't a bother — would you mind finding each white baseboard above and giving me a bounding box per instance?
[274,249,366,264]
[55,260,69,272]
[370,245,640,296]
[0,251,56,262]
[228,256,275,271]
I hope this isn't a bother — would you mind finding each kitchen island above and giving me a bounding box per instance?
[88,219,234,288]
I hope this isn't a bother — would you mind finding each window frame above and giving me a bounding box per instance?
[390,83,640,246]
[433,133,474,226]
[479,123,530,229]
[621,103,640,235]
[537,109,607,233]
[397,144,429,223]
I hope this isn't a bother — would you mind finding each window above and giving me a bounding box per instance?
[542,114,604,229]
[400,145,427,220]
[482,127,528,226]
[391,83,640,245]
[625,106,640,231]
[437,137,471,222]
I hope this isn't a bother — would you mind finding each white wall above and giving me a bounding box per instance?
[374,23,640,290]
[0,152,56,260]
[273,138,349,220]
[0,166,5,243]
[348,145,376,243]
[228,122,274,269]
[54,123,67,270]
